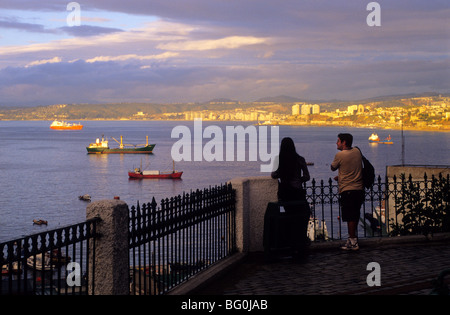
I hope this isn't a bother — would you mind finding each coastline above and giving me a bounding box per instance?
[2,118,448,133]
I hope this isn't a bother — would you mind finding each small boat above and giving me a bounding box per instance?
[129,160,183,179]
[50,120,83,130]
[2,262,21,276]
[27,253,56,271]
[368,133,393,144]
[33,219,48,225]
[78,194,91,201]
[368,133,380,142]
[49,249,71,265]
[86,135,155,154]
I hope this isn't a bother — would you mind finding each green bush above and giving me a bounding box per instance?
[389,173,450,236]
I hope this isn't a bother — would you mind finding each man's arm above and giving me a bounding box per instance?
[330,154,340,171]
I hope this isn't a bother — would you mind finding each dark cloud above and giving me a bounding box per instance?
[0,0,448,106]
[0,17,123,37]
[59,25,124,37]
[1,56,448,107]
[0,18,57,34]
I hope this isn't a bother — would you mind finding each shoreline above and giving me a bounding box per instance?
[1,118,449,133]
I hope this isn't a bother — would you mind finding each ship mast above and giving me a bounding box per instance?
[401,106,405,165]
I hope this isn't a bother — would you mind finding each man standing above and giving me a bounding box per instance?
[331,133,364,250]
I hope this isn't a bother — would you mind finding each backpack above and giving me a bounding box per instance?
[355,147,375,189]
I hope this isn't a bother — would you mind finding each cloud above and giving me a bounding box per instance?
[85,52,179,63]
[25,56,62,68]
[0,0,448,106]
[0,17,57,34]
[0,20,192,58]
[157,36,268,51]
[1,56,448,107]
[59,25,124,37]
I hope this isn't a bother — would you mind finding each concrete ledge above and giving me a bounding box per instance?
[167,253,247,295]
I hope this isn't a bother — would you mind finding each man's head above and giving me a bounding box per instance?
[337,133,353,150]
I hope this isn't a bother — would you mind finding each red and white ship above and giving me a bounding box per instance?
[128,161,182,179]
[50,120,83,130]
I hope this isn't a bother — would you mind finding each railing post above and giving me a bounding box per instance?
[86,199,130,295]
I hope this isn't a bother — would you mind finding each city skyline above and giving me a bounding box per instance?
[0,1,449,107]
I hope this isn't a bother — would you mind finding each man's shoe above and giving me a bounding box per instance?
[340,238,359,251]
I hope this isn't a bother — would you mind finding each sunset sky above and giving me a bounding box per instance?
[0,0,449,107]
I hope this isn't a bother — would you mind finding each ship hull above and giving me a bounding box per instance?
[50,125,83,130]
[128,171,183,179]
[369,140,393,144]
[86,144,155,154]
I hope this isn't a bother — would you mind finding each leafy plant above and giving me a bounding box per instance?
[389,173,450,236]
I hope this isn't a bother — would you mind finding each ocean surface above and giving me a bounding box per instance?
[0,120,449,241]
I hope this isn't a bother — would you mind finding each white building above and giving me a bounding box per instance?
[301,104,320,115]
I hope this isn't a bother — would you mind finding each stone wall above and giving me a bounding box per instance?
[230,176,278,252]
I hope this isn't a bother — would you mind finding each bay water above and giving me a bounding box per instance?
[0,120,448,241]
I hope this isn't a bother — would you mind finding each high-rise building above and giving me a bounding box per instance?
[312,104,320,114]
[301,104,320,115]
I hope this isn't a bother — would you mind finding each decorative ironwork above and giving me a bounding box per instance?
[129,183,236,295]
[0,219,99,295]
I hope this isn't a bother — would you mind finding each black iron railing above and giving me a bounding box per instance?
[304,173,450,240]
[128,183,236,295]
[0,219,99,295]
[305,175,387,240]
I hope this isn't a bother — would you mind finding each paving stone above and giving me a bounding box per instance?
[195,238,450,295]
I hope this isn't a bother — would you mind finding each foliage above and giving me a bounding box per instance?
[389,173,450,236]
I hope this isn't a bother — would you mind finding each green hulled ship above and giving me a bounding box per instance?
[86,135,155,154]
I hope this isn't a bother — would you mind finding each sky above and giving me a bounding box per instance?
[0,0,449,107]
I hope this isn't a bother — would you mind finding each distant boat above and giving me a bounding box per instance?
[33,219,48,225]
[27,253,55,271]
[254,120,278,126]
[50,120,83,130]
[129,170,183,179]
[86,135,155,154]
[368,133,393,144]
[78,194,91,202]
[128,160,183,179]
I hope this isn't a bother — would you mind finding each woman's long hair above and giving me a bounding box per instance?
[276,137,300,180]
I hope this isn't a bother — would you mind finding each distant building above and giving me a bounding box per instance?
[312,104,320,114]
[346,105,364,115]
[347,105,358,115]
[292,104,300,115]
[301,104,320,115]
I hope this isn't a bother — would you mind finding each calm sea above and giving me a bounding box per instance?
[0,120,449,241]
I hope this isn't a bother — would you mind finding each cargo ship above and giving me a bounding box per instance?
[128,160,182,179]
[86,135,155,154]
[128,169,183,179]
[50,120,83,130]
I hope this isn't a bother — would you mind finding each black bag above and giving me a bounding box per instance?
[356,147,375,189]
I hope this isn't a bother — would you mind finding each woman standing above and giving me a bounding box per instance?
[271,137,310,202]
[270,137,311,258]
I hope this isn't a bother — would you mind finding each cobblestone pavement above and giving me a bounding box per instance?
[195,239,450,295]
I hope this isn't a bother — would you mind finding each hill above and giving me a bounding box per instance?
[0,92,448,121]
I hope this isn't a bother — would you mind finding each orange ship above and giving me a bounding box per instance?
[50,120,83,130]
